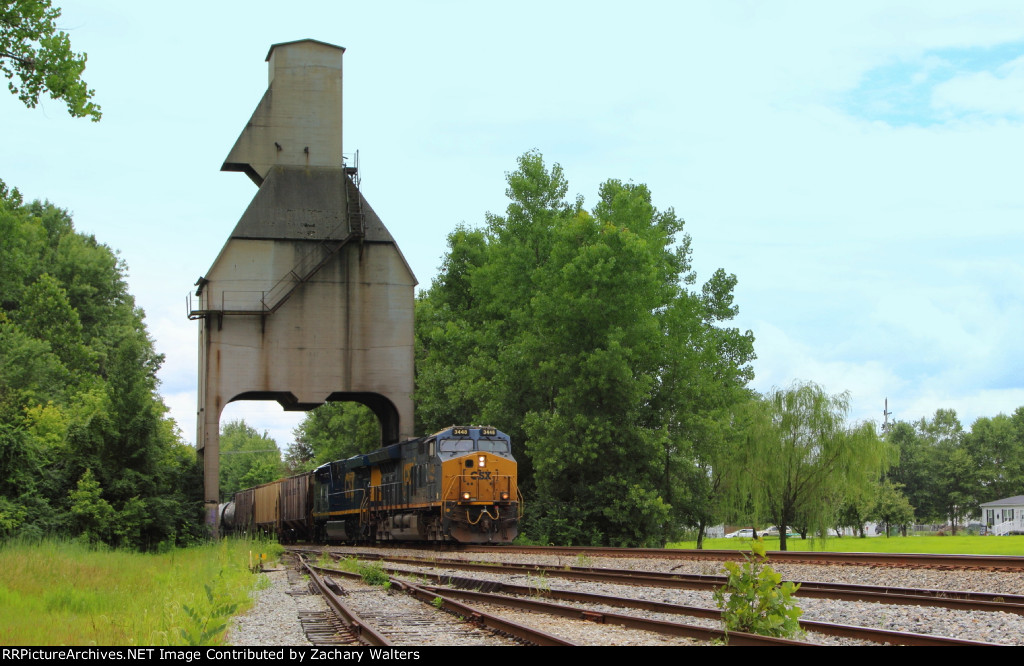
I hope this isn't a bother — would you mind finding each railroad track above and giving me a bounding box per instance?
[304,559,802,645]
[303,555,996,646]
[297,548,1024,616]
[416,580,994,646]
[457,544,1024,571]
[299,556,554,646]
[300,558,392,646]
[284,547,1024,645]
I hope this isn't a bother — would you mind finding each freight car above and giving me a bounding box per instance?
[220,479,287,539]
[221,425,519,544]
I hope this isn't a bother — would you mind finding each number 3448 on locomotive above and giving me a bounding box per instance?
[312,426,520,543]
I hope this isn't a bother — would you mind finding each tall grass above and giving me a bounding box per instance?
[0,538,282,646]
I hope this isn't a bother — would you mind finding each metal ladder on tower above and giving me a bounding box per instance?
[187,153,367,318]
[255,152,366,314]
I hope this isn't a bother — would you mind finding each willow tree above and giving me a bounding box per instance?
[730,381,893,550]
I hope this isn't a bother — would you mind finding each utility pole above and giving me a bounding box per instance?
[882,397,892,433]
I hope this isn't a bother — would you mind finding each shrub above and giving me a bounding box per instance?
[712,538,803,639]
[357,561,390,588]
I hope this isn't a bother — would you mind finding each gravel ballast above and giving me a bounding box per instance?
[228,549,1024,646]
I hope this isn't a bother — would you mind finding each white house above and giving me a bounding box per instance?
[980,495,1024,535]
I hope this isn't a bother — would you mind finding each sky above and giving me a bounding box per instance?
[3,2,1023,448]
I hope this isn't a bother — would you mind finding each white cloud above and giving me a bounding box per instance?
[219,403,305,452]
[162,390,198,446]
[164,392,307,450]
[898,388,1024,428]
[933,55,1024,117]
[748,315,1024,431]
[746,321,909,425]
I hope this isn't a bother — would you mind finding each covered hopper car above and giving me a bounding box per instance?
[221,425,519,544]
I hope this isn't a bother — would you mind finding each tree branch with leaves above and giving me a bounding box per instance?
[1,1,100,120]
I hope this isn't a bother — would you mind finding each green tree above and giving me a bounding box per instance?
[885,420,935,531]
[416,151,754,546]
[283,437,315,476]
[0,423,41,537]
[0,189,200,549]
[728,381,894,550]
[909,409,979,533]
[870,479,914,537]
[833,481,876,538]
[965,411,1024,504]
[12,273,93,374]
[886,409,1024,535]
[68,468,114,544]
[935,445,978,535]
[291,402,380,472]
[219,420,282,500]
[519,196,675,546]
[0,318,70,420]
[651,274,756,548]
[0,0,101,120]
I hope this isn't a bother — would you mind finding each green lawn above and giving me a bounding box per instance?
[669,534,1024,556]
[0,538,282,646]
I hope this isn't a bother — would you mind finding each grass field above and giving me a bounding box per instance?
[669,535,1024,556]
[0,538,282,646]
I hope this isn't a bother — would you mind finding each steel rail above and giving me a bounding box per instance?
[413,584,810,646]
[303,561,575,645]
[791,582,1024,615]
[462,545,1024,571]
[299,558,393,646]
[391,578,577,646]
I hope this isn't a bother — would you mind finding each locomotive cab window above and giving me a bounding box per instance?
[477,439,509,453]
[439,438,474,452]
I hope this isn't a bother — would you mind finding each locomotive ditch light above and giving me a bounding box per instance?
[500,491,510,501]
[462,491,472,501]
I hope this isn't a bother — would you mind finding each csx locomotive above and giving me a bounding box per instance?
[222,426,519,544]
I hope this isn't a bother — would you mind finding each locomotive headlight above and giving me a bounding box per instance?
[478,455,486,467]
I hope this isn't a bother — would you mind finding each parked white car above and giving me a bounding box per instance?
[762,526,799,537]
[724,528,755,538]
